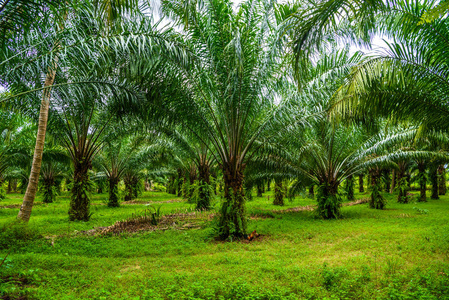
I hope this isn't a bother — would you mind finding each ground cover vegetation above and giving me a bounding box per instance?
[1,0,449,298]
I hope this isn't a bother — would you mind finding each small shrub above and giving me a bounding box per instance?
[321,263,349,290]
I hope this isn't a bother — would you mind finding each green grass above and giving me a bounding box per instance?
[1,189,448,299]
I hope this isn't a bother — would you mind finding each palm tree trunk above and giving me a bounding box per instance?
[43,177,55,203]
[107,177,120,207]
[316,181,341,218]
[17,67,57,222]
[219,162,246,239]
[273,179,284,206]
[369,168,385,209]
[69,160,91,221]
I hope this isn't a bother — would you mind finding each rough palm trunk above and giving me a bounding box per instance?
[358,174,364,193]
[43,177,55,203]
[266,180,271,192]
[397,164,409,203]
[197,163,211,210]
[107,177,120,207]
[316,181,341,219]
[68,160,91,221]
[345,175,354,201]
[369,168,386,209]
[273,179,284,206]
[438,165,446,195]
[218,162,246,239]
[417,162,427,202]
[430,167,439,199]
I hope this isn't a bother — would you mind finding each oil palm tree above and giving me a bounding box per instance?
[155,0,305,239]
[95,142,134,207]
[158,127,217,210]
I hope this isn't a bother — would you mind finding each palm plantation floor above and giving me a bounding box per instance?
[0,190,448,299]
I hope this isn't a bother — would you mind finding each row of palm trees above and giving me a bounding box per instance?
[1,0,449,239]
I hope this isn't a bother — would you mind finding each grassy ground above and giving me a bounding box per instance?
[0,188,448,299]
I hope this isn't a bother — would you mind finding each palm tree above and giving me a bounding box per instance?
[155,0,299,239]
[95,142,134,207]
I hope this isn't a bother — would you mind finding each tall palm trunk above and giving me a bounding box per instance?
[17,65,57,222]
[219,161,246,239]
[273,179,284,206]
